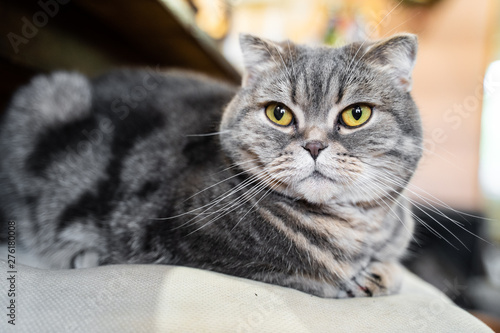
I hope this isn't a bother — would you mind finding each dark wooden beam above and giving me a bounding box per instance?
[0,0,240,112]
[72,0,240,83]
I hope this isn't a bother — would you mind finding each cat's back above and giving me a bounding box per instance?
[91,69,237,131]
[0,68,237,142]
[0,68,237,168]
[0,69,237,244]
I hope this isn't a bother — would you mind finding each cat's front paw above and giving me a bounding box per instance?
[340,261,403,298]
[70,250,101,269]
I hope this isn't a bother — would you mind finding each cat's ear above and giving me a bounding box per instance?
[364,33,418,92]
[239,34,285,87]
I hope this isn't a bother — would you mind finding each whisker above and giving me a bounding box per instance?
[214,158,259,174]
[344,9,420,88]
[168,174,268,230]
[357,169,452,241]
[230,177,285,232]
[363,167,492,248]
[286,39,298,82]
[186,171,287,235]
[353,173,420,246]
[185,130,232,137]
[342,0,404,87]
[274,44,293,83]
[151,168,268,221]
[398,141,465,171]
[183,164,262,202]
[378,173,493,246]
[262,43,292,84]
[359,158,489,222]
[378,11,422,40]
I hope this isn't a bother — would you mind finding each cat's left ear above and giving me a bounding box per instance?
[364,33,418,92]
[239,34,289,87]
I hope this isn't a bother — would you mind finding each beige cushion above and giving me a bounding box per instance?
[0,260,492,332]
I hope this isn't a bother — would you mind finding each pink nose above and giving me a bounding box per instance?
[303,141,327,160]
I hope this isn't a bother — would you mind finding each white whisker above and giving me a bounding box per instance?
[343,0,405,87]
[183,164,262,202]
[186,171,287,235]
[151,168,268,221]
[185,130,231,137]
[360,165,492,249]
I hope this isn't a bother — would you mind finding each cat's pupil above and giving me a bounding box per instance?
[274,105,285,120]
[353,106,362,120]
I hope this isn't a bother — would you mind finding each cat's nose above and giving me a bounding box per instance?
[303,141,327,160]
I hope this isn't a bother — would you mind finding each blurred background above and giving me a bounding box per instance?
[0,0,499,329]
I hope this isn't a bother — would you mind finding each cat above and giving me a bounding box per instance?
[0,33,422,298]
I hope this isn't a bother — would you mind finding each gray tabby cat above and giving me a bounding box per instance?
[0,33,422,298]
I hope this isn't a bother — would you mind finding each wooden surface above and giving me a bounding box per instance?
[0,0,240,113]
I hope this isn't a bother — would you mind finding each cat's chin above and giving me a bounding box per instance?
[292,176,340,205]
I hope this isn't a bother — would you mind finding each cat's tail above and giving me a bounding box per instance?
[3,71,92,130]
[0,72,93,241]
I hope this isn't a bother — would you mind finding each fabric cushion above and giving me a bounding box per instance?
[0,260,492,332]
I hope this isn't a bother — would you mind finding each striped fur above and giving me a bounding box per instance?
[0,34,422,298]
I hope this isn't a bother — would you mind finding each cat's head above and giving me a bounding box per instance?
[220,34,422,205]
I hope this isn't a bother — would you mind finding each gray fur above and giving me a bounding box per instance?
[0,34,422,298]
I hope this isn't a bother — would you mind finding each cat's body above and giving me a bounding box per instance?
[0,34,422,297]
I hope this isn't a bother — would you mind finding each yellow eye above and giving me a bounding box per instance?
[265,103,294,127]
[341,105,372,128]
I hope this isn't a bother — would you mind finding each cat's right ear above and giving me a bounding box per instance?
[239,34,283,87]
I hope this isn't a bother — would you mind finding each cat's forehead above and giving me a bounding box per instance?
[278,45,373,119]
[294,44,353,70]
